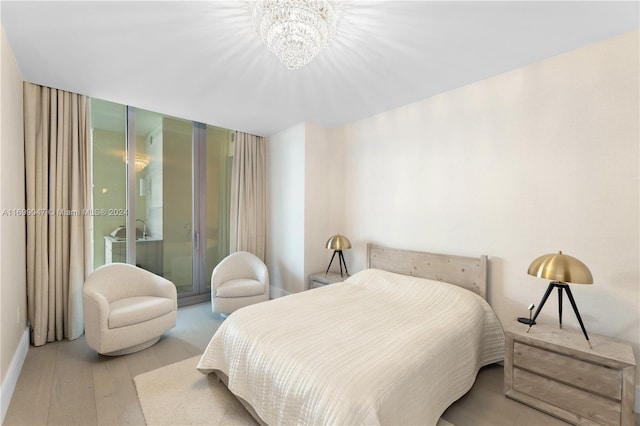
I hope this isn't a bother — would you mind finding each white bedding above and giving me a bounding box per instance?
[198,268,504,425]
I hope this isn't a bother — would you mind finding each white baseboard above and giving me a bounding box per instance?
[1,327,29,424]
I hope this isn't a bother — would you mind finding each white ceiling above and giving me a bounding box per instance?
[1,1,638,136]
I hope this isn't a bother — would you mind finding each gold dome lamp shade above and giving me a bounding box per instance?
[325,234,351,278]
[525,251,593,348]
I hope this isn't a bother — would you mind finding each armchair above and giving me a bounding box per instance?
[83,263,177,355]
[211,251,269,315]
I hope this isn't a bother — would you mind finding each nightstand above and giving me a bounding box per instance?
[308,271,344,289]
[504,320,636,426]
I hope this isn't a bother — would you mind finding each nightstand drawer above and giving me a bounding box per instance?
[514,342,622,400]
[513,368,620,426]
[505,321,636,426]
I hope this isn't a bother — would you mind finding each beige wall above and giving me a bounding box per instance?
[266,124,306,295]
[0,25,27,391]
[303,123,345,281]
[266,123,346,295]
[334,31,639,379]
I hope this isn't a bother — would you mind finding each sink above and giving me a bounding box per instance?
[110,226,146,240]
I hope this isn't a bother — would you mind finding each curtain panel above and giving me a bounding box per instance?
[24,83,91,346]
[230,132,266,261]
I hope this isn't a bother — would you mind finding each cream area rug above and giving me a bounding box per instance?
[134,355,454,426]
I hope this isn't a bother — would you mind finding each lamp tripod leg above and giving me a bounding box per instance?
[339,250,349,277]
[564,286,592,349]
[558,286,564,329]
[527,283,555,333]
[325,250,337,275]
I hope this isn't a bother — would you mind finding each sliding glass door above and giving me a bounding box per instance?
[91,99,232,300]
[132,108,194,293]
[91,99,128,270]
[204,125,234,292]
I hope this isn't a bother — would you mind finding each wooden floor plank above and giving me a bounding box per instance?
[167,303,222,352]
[122,342,164,379]
[150,332,197,367]
[442,364,568,426]
[3,341,58,426]
[46,336,99,426]
[92,355,145,426]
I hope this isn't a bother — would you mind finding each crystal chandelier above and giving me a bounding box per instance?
[122,152,149,172]
[252,0,338,70]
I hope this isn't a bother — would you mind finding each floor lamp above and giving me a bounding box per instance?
[526,251,594,348]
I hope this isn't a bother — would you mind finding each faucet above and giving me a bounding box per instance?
[136,219,147,239]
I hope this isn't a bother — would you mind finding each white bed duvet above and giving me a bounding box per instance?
[198,268,504,425]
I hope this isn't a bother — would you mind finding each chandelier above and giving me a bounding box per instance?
[252,0,338,70]
[122,152,149,172]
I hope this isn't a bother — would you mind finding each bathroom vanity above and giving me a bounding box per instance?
[104,236,163,275]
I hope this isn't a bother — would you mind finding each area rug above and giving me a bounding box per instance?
[134,355,454,426]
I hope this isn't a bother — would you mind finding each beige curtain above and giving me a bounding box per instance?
[230,131,266,261]
[24,83,91,346]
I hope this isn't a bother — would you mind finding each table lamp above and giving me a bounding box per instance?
[526,251,593,348]
[325,234,351,278]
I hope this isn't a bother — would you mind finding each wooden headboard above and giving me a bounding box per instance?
[366,243,488,299]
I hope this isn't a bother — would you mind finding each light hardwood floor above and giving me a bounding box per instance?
[5,302,574,426]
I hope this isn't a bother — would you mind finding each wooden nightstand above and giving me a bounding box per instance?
[308,271,345,289]
[504,320,636,426]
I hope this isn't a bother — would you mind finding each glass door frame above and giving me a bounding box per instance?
[125,106,138,266]
[181,121,210,304]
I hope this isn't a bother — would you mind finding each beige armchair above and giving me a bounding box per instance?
[83,263,177,356]
[211,251,269,315]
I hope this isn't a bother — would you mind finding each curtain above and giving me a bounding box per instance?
[230,131,266,261]
[24,83,91,346]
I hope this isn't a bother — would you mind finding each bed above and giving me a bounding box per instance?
[197,244,505,425]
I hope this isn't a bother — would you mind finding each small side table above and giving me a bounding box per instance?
[505,320,636,426]
[309,271,344,289]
